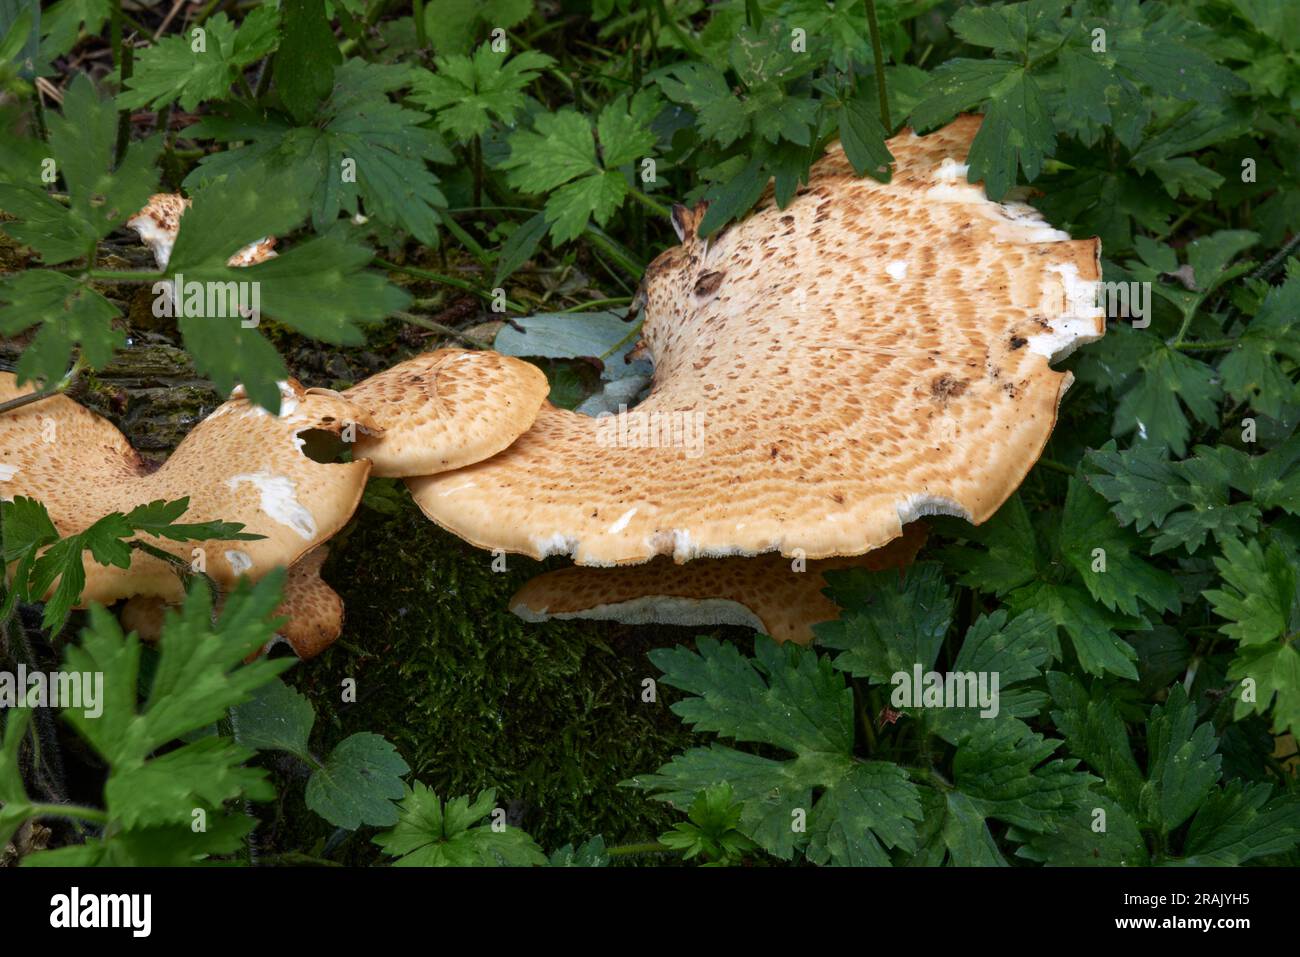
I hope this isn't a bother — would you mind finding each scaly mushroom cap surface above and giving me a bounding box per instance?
[511,522,927,645]
[0,373,376,605]
[127,193,277,268]
[342,350,549,477]
[120,547,345,659]
[410,116,1103,565]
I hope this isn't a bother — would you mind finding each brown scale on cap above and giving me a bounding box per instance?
[342,349,549,478]
[511,522,928,645]
[409,116,1104,566]
[0,374,376,606]
[120,547,344,659]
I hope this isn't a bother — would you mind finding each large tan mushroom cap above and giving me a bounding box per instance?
[0,374,375,605]
[342,350,549,477]
[410,116,1103,565]
[120,547,345,659]
[512,522,927,645]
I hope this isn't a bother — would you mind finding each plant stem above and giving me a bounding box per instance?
[27,803,109,825]
[0,362,82,417]
[413,0,427,47]
[629,187,671,218]
[863,0,891,130]
[373,258,525,312]
[1174,338,1238,352]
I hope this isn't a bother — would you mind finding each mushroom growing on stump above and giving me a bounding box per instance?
[342,349,549,477]
[0,373,377,605]
[120,546,345,659]
[511,522,928,645]
[408,115,1103,565]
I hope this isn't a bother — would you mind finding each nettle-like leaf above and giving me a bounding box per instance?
[937,493,1144,678]
[15,576,290,866]
[186,59,451,244]
[1207,536,1300,735]
[0,495,260,631]
[814,564,1093,863]
[1219,266,1300,418]
[629,637,923,866]
[500,89,660,243]
[374,783,547,866]
[118,8,280,112]
[1021,676,1300,865]
[1083,441,1285,555]
[411,44,554,142]
[910,0,1244,201]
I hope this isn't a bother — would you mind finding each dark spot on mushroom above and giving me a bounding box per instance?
[930,374,969,402]
[694,270,725,298]
[1010,336,1027,350]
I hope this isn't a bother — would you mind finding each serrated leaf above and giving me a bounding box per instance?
[275,0,340,123]
[118,9,279,112]
[231,676,315,758]
[816,563,953,683]
[629,638,922,866]
[374,782,546,865]
[306,732,409,829]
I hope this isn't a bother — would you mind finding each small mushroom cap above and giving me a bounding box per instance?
[120,547,345,659]
[1,374,376,605]
[511,522,928,645]
[342,349,549,478]
[410,116,1103,565]
[127,193,277,269]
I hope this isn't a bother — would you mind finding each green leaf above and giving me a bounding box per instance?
[306,732,409,829]
[1219,271,1300,418]
[1060,477,1180,617]
[1206,537,1298,647]
[64,577,289,766]
[374,783,547,866]
[629,638,922,866]
[500,91,659,243]
[118,9,279,112]
[187,60,450,244]
[411,45,553,142]
[547,835,608,867]
[658,782,757,865]
[1142,684,1221,833]
[231,676,315,759]
[816,563,954,683]
[1085,442,1263,554]
[1181,782,1300,865]
[275,0,341,124]
[838,84,893,180]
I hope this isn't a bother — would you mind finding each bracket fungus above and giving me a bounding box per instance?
[511,521,928,645]
[409,116,1103,566]
[121,547,344,659]
[0,373,375,606]
[342,349,549,477]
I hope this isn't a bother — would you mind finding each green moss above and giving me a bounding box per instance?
[277,494,701,859]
